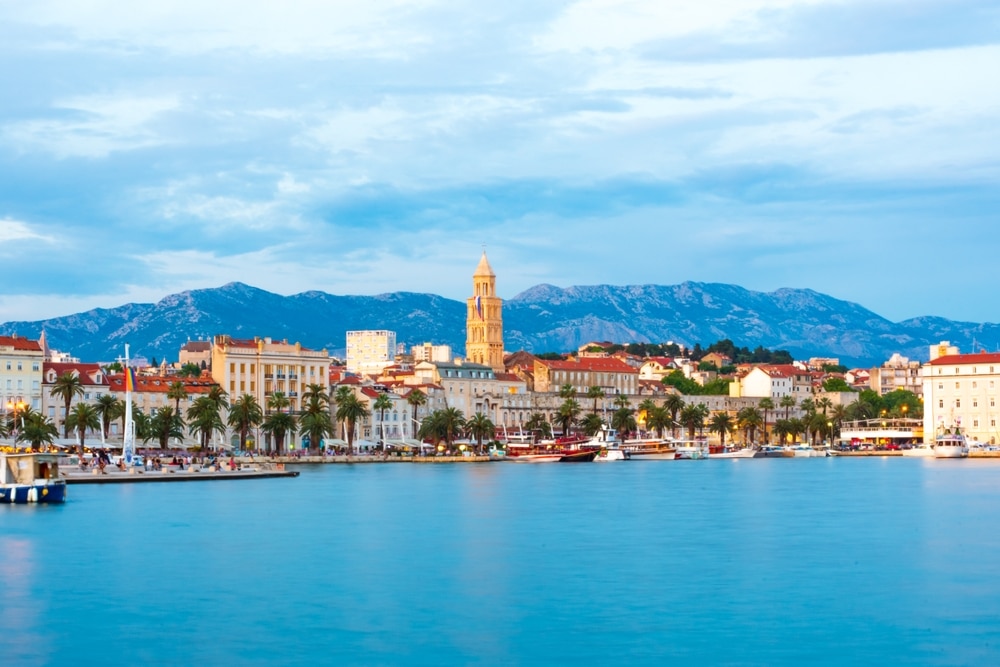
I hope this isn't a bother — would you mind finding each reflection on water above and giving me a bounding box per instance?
[2,460,1000,664]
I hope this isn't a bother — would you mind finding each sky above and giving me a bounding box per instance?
[1,0,998,325]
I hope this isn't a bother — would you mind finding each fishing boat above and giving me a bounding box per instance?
[1,452,67,504]
[933,429,969,459]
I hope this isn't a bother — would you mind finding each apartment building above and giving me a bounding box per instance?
[0,334,44,414]
[869,353,923,397]
[533,357,638,396]
[346,330,397,376]
[41,362,112,437]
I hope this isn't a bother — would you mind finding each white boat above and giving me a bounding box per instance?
[753,445,795,458]
[593,447,629,462]
[785,444,824,458]
[674,441,710,460]
[933,430,969,459]
[708,448,755,459]
[901,443,935,457]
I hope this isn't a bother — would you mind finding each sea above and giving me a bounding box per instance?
[3,458,1000,666]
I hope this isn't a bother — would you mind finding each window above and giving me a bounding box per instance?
[956,382,961,389]
[956,399,961,408]
[32,362,39,371]
[938,383,943,390]
[17,362,22,371]
[974,419,980,428]
[974,399,979,407]
[939,400,944,408]
[973,382,978,389]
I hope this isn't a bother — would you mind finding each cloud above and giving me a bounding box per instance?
[0,218,55,245]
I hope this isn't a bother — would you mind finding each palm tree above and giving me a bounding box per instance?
[66,402,100,454]
[417,410,443,445]
[680,403,709,440]
[638,398,657,435]
[580,413,605,437]
[167,381,188,415]
[709,412,734,448]
[0,417,7,439]
[809,412,830,447]
[18,410,58,449]
[664,394,685,439]
[373,393,394,448]
[613,394,631,410]
[335,392,369,455]
[262,411,296,455]
[228,394,263,452]
[206,385,229,449]
[611,406,637,439]
[557,398,581,437]
[646,405,672,440]
[780,395,796,420]
[133,407,153,446]
[406,389,427,436]
[523,412,552,441]
[788,417,806,445]
[737,406,764,445]
[150,407,184,449]
[51,371,84,438]
[772,418,792,445]
[586,386,605,414]
[298,394,334,454]
[331,385,354,439]
[816,397,833,416]
[759,397,774,445]
[465,412,495,453]
[559,383,576,399]
[267,391,291,414]
[187,396,226,450]
[95,394,121,443]
[436,408,466,449]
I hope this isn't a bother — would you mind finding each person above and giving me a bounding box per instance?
[228,456,236,471]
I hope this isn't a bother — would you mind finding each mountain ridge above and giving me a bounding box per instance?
[2,281,998,367]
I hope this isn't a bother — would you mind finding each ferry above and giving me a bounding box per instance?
[1,452,67,504]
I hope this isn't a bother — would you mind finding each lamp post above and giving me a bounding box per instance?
[6,400,27,446]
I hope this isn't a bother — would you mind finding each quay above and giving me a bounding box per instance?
[270,455,493,464]
[62,465,298,484]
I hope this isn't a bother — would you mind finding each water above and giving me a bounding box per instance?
[3,458,1000,665]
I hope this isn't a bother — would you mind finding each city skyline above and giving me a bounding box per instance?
[1,1,998,325]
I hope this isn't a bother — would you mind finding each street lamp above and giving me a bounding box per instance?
[6,400,27,446]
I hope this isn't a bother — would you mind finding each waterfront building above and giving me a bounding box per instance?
[730,365,814,400]
[922,345,1000,445]
[107,372,219,446]
[413,360,527,424]
[0,334,44,414]
[210,335,330,414]
[533,356,638,396]
[465,252,505,373]
[41,362,111,438]
[346,330,397,376]
[869,353,923,397]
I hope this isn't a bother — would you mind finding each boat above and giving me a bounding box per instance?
[901,443,935,457]
[785,444,824,458]
[753,445,795,459]
[708,447,756,459]
[933,429,969,459]
[1,452,67,504]
[674,440,710,460]
[559,449,599,462]
[505,448,563,463]
[593,447,629,462]
[623,438,676,460]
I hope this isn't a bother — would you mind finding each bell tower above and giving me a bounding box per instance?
[466,251,504,372]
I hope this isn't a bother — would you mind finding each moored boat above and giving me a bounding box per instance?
[753,445,795,459]
[933,429,969,459]
[1,452,67,504]
[593,447,629,462]
[901,443,935,457]
[708,448,755,459]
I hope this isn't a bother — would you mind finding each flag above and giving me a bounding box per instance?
[125,367,137,393]
[475,295,483,320]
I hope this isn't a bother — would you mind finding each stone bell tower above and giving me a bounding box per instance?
[465,252,504,372]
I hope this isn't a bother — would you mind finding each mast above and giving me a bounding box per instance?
[123,344,136,465]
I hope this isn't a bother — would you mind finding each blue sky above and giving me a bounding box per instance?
[1,0,998,325]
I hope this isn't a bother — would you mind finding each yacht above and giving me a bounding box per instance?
[933,430,969,459]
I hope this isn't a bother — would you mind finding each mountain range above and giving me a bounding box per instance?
[2,281,999,368]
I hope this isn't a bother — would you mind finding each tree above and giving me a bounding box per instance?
[822,378,853,392]
[465,412,495,453]
[646,405,672,440]
[737,406,764,445]
[373,393,394,448]
[406,388,427,435]
[680,403,709,440]
[772,418,793,445]
[132,406,153,446]
[51,371,84,438]
[664,394,685,439]
[262,411,296,455]
[335,392,370,455]
[586,386,605,414]
[18,410,58,449]
[709,412,734,448]
[267,391,291,414]
[580,413,605,437]
[559,384,576,399]
[228,394,263,452]
[150,407,184,449]
[187,396,226,450]
[611,406,637,439]
[662,371,700,395]
[299,393,334,454]
[759,398,774,445]
[780,395,797,420]
[177,362,202,378]
[523,413,552,441]
[95,394,121,442]
[556,398,581,437]
[66,402,100,454]
[167,381,188,415]
[418,408,465,450]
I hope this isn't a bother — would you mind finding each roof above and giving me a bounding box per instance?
[0,335,42,352]
[494,372,522,382]
[537,357,638,373]
[43,362,108,386]
[473,251,495,278]
[107,374,218,395]
[928,352,1000,366]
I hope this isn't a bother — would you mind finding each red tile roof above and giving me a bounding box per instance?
[0,335,42,351]
[928,353,1000,366]
[538,357,637,373]
[43,362,108,386]
[107,374,217,395]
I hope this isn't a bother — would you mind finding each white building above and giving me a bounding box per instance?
[922,346,1000,445]
[411,342,452,364]
[870,353,923,397]
[346,330,397,376]
[0,334,44,415]
[733,365,814,400]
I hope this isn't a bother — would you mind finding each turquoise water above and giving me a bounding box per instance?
[3,459,1000,665]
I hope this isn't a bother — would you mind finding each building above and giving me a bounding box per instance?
[0,334,44,415]
[411,342,452,364]
[732,365,814,400]
[107,372,220,445]
[922,346,1000,445]
[638,357,679,382]
[41,362,112,438]
[533,357,638,396]
[465,252,504,373]
[179,340,213,370]
[210,335,331,414]
[412,360,527,425]
[869,353,923,397]
[346,330,397,376]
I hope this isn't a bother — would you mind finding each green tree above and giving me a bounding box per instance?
[418,408,466,450]
[822,378,853,392]
[680,403,709,440]
[335,392,370,455]
[662,370,700,395]
[559,383,576,399]
[373,393,394,447]
[66,402,100,454]
[556,398,581,437]
[780,395,797,420]
[262,411,296,455]
[586,386,605,414]
[51,371,84,438]
[18,410,58,449]
[523,413,552,441]
[737,406,764,445]
[187,395,226,450]
[150,407,184,449]
[709,412,734,448]
[664,394,685,439]
[580,413,605,437]
[611,406,637,439]
[167,381,188,415]
[406,388,427,435]
[772,418,793,445]
[228,394,263,452]
[646,405,672,439]
[177,362,202,378]
[759,397,774,445]
[95,394,121,442]
[299,394,334,454]
[465,412,495,453]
